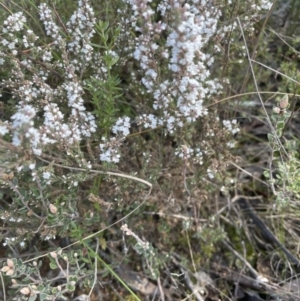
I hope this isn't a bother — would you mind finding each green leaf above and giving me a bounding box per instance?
[49,262,57,269]
[66,282,76,292]
[39,293,49,301]
[276,130,282,137]
[277,120,285,130]
[102,33,108,42]
[69,275,78,282]
[12,177,18,185]
[28,295,37,301]
[267,133,274,143]
[81,257,91,264]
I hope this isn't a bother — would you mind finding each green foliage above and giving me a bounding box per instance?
[264,94,300,208]
[1,0,298,300]
[86,20,123,132]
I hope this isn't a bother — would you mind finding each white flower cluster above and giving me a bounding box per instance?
[11,105,36,130]
[252,0,273,10]
[0,123,9,136]
[2,236,26,248]
[99,117,131,163]
[43,103,73,141]
[22,30,38,48]
[39,4,62,42]
[0,0,270,168]
[136,114,160,129]
[261,0,272,10]
[67,0,96,70]
[2,12,27,55]
[122,0,273,136]
[0,1,97,157]
[175,146,203,165]
[112,117,131,136]
[2,12,26,33]
[207,168,215,179]
[100,0,271,164]
[193,148,203,165]
[222,119,240,135]
[100,137,124,163]
[125,0,221,132]
[175,145,193,159]
[10,105,43,155]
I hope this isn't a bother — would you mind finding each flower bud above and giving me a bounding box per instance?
[49,204,58,214]
[279,94,289,109]
[6,268,14,276]
[50,252,57,259]
[11,279,17,285]
[273,107,280,114]
[20,287,31,295]
[7,259,14,268]
[1,266,10,272]
[70,281,76,287]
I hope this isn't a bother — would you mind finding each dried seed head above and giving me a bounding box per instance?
[8,171,14,180]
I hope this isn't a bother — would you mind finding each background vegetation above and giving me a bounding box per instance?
[0,0,300,300]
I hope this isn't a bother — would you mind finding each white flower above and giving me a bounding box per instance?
[3,12,26,33]
[222,119,240,135]
[11,105,36,129]
[0,125,9,135]
[112,117,131,137]
[29,163,36,170]
[42,172,51,180]
[207,169,215,179]
[20,241,26,248]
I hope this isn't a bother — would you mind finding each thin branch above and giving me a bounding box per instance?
[37,156,152,189]
[237,17,288,158]
[222,239,259,279]
[206,91,300,108]
[240,0,278,92]
[88,237,100,299]
[0,272,6,301]
[251,59,300,85]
